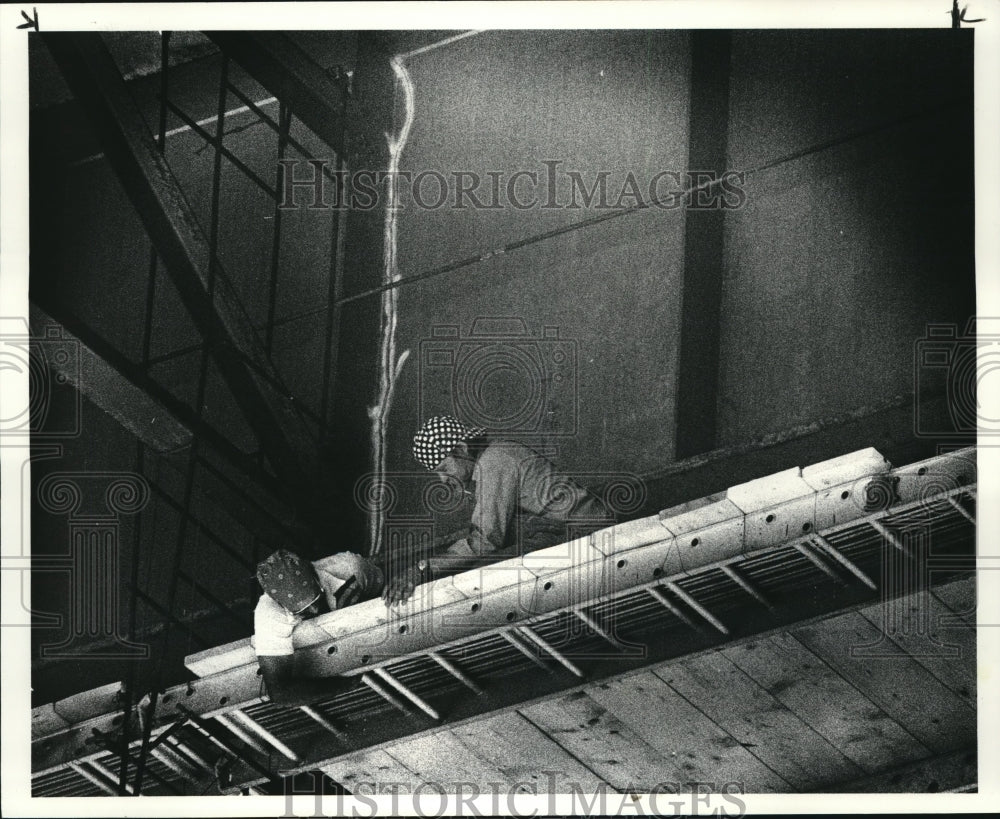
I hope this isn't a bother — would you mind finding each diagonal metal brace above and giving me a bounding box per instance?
[40,32,330,516]
[206,31,348,155]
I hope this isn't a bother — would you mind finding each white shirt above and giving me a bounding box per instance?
[253,552,383,657]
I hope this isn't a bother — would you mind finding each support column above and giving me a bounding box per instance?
[675,31,731,458]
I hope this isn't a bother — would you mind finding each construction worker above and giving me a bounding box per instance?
[383,416,614,604]
[253,549,383,705]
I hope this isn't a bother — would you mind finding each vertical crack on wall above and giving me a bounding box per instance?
[367,32,482,556]
[367,55,415,556]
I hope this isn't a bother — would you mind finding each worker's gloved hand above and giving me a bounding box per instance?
[382,566,422,605]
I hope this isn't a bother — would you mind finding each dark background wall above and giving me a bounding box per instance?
[27,29,975,704]
[389,30,691,484]
[717,30,974,445]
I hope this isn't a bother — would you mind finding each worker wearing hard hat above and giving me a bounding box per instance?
[253,548,383,705]
[383,415,614,604]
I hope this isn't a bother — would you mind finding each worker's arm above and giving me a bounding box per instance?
[257,654,355,707]
[383,449,519,604]
[378,526,469,605]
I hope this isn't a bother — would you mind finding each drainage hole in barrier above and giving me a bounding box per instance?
[691,538,700,547]
[802,522,812,532]
[471,603,480,613]
[505,611,517,622]
[398,624,408,634]
[327,645,337,655]
[617,559,627,569]
[841,490,850,500]
[361,655,371,665]
[543,581,553,591]
[765,513,775,524]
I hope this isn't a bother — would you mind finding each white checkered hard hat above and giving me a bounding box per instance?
[412,416,486,470]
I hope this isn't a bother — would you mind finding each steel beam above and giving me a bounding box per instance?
[326,31,398,550]
[298,705,348,741]
[205,32,348,154]
[41,33,328,515]
[30,306,191,452]
[429,652,482,695]
[34,300,285,499]
[229,709,300,762]
[361,673,414,717]
[792,540,846,585]
[150,746,195,781]
[720,564,774,611]
[68,761,118,796]
[665,582,730,634]
[518,627,584,677]
[947,495,976,525]
[573,608,628,650]
[646,586,701,631]
[165,736,214,774]
[500,630,552,673]
[811,534,879,591]
[372,668,441,720]
[870,520,915,560]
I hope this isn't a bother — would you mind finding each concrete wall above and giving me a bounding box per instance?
[717,30,975,445]
[386,30,691,489]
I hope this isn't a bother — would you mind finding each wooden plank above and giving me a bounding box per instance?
[791,610,976,752]
[826,746,977,793]
[319,747,423,795]
[379,731,511,794]
[653,652,863,789]
[450,711,606,793]
[520,691,685,792]
[586,670,792,792]
[722,632,928,774]
[931,576,977,626]
[857,594,976,706]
